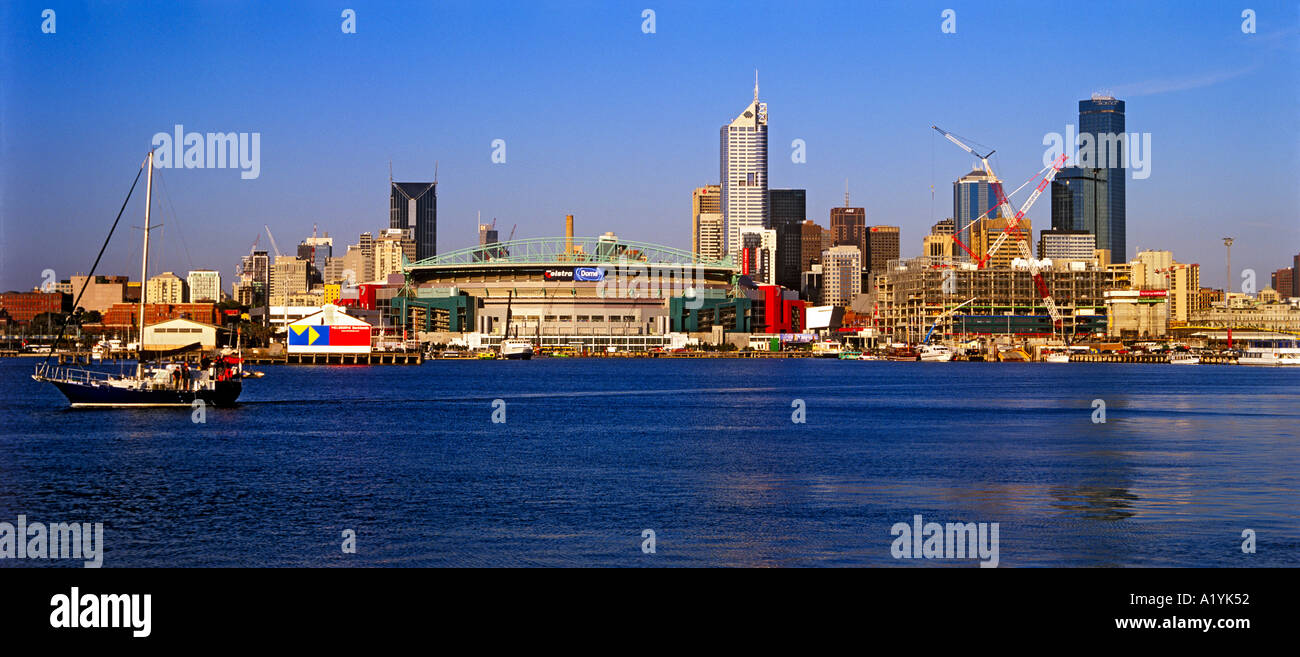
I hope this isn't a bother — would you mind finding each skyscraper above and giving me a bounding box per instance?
[720,78,768,256]
[1078,95,1126,262]
[953,168,1000,256]
[391,181,437,262]
[821,245,862,307]
[739,228,777,286]
[1051,167,1109,262]
[186,269,221,303]
[769,189,807,290]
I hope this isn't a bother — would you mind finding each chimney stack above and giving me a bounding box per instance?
[565,214,574,255]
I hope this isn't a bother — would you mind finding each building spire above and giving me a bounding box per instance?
[754,69,759,104]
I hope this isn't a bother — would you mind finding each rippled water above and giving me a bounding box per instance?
[1,357,1296,567]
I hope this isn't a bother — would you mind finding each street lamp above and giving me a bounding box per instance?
[1223,237,1234,349]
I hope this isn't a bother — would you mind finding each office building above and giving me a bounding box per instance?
[373,228,416,281]
[821,245,862,307]
[770,189,807,290]
[923,219,958,260]
[691,184,721,256]
[1050,167,1110,262]
[738,228,777,286]
[953,168,1001,255]
[391,181,437,261]
[270,256,310,303]
[1038,230,1097,261]
[697,213,724,263]
[720,80,768,255]
[66,275,129,314]
[971,218,1033,270]
[1078,95,1126,262]
[866,226,900,276]
[186,269,222,303]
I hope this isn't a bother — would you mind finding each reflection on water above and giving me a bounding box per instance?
[1050,486,1139,520]
[1,359,1297,567]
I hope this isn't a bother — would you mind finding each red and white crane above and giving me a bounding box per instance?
[932,125,1069,328]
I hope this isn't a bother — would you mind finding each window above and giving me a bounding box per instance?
[576,315,589,323]
[558,315,571,322]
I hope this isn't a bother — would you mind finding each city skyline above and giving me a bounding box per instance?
[3,1,1297,292]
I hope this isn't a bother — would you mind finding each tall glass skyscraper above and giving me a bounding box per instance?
[1078,95,1125,262]
[390,181,438,262]
[1051,167,1109,261]
[720,79,768,256]
[952,167,1000,257]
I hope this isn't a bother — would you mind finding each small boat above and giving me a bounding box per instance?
[1167,352,1200,365]
[837,350,862,360]
[476,350,498,360]
[501,338,534,360]
[997,347,1030,362]
[885,347,919,361]
[918,345,954,362]
[1045,352,1071,364]
[811,340,843,358]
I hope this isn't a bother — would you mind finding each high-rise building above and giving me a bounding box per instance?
[821,245,862,307]
[720,79,768,255]
[799,220,828,275]
[186,269,221,303]
[1272,268,1295,299]
[697,213,724,263]
[769,189,807,290]
[476,222,505,261]
[691,184,721,256]
[866,226,900,277]
[146,272,186,304]
[391,181,437,262]
[1166,263,1200,325]
[971,218,1032,270]
[922,219,958,260]
[269,257,309,303]
[1131,249,1174,289]
[739,228,777,286]
[1050,167,1110,262]
[1038,229,1097,261]
[1078,95,1126,262]
[298,234,333,285]
[830,207,866,257]
[373,228,416,281]
[953,168,1001,256]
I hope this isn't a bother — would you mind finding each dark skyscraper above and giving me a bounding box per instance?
[1051,167,1109,261]
[769,189,806,290]
[1078,95,1125,262]
[391,181,437,262]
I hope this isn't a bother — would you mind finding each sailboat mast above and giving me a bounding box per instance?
[136,150,154,375]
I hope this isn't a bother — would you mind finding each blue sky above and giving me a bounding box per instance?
[2,0,1297,292]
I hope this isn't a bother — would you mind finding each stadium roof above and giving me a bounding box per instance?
[405,236,736,270]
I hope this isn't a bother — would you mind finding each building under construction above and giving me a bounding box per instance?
[866,256,1128,343]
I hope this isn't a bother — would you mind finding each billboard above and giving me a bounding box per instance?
[574,267,605,282]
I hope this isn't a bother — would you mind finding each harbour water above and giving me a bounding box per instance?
[1,357,1296,567]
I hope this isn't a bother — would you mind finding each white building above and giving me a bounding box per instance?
[146,272,186,304]
[697,212,724,262]
[821,245,862,307]
[1037,230,1096,261]
[720,77,768,256]
[143,317,218,350]
[187,269,222,303]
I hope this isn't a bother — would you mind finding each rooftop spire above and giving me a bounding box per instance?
[754,69,759,104]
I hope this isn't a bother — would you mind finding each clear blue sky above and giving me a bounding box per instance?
[3,0,1297,292]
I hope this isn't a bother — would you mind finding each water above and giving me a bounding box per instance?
[1,357,1296,567]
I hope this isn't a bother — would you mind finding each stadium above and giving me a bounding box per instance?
[393,234,745,351]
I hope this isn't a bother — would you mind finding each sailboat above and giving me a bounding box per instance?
[499,290,533,360]
[32,150,243,407]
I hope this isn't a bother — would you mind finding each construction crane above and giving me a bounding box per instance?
[932,125,1068,328]
[923,297,977,344]
[263,224,283,258]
